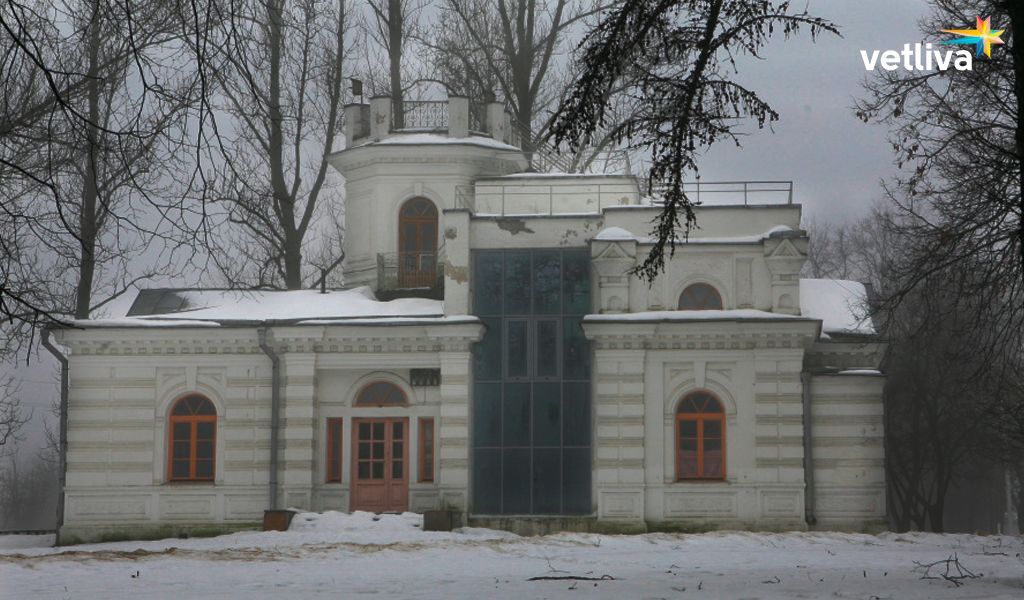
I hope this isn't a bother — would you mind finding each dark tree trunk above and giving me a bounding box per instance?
[76,1,102,319]
[266,0,303,290]
[389,0,404,130]
[1007,2,1024,276]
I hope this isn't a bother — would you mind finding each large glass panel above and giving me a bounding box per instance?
[502,383,530,447]
[532,383,561,447]
[501,449,531,514]
[172,422,190,440]
[172,460,189,479]
[703,436,723,478]
[503,253,531,315]
[506,320,528,378]
[197,421,214,439]
[562,252,591,315]
[536,320,559,378]
[562,448,591,514]
[473,449,501,514]
[195,460,213,479]
[563,318,589,380]
[562,382,590,447]
[473,383,501,445]
[473,253,503,315]
[196,441,213,460]
[532,449,561,513]
[474,318,502,382]
[357,382,406,406]
[679,437,698,478]
[172,441,190,459]
[532,251,561,314]
[470,249,592,516]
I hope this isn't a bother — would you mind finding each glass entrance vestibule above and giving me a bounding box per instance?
[471,249,592,515]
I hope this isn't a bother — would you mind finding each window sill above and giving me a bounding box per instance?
[165,480,216,486]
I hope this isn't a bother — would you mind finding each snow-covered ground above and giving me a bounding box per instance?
[1,513,1022,599]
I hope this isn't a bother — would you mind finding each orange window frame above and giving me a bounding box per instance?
[675,410,726,481]
[678,283,724,310]
[167,404,217,482]
[326,418,344,483]
[418,418,435,483]
[354,381,408,407]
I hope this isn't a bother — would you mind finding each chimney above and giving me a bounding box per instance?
[344,103,367,147]
[486,102,508,144]
[448,95,469,138]
[369,95,392,140]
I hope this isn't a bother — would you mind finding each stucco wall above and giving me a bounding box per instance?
[810,373,887,531]
[61,351,273,542]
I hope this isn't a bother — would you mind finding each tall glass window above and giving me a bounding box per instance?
[471,249,592,515]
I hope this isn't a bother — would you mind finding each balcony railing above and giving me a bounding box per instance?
[646,180,794,205]
[394,100,449,130]
[377,251,443,290]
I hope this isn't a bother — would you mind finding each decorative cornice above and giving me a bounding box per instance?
[57,322,484,357]
[583,320,820,351]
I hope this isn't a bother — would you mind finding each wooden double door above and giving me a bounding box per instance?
[351,418,409,513]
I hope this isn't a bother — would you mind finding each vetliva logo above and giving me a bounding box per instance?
[860,16,1004,72]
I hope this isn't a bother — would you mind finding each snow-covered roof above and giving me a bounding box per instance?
[366,132,521,152]
[584,309,811,323]
[74,287,469,328]
[630,224,795,245]
[593,226,637,241]
[799,279,876,336]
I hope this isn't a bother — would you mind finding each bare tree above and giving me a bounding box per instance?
[1,0,223,328]
[362,0,428,128]
[430,0,609,143]
[806,209,1019,532]
[855,0,1022,360]
[209,0,349,290]
[547,0,836,281]
[0,375,25,453]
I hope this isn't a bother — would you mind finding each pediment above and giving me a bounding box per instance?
[593,241,635,261]
[768,238,803,259]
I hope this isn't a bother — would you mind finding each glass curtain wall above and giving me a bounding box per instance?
[471,249,592,515]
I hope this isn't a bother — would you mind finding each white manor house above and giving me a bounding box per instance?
[53,96,886,543]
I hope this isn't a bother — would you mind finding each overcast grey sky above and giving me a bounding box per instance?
[696,0,931,221]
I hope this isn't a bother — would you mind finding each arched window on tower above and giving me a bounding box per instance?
[675,392,725,480]
[398,197,438,287]
[678,283,724,310]
[168,395,217,481]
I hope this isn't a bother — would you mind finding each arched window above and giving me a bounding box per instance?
[168,395,217,481]
[678,283,723,310]
[675,392,725,480]
[355,381,407,407]
[398,197,438,287]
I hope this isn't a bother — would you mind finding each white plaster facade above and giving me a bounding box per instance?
[55,97,886,542]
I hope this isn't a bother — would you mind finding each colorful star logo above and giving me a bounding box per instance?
[941,16,1005,58]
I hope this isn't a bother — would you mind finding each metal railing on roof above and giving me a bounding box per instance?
[394,100,449,130]
[508,119,574,173]
[647,180,794,205]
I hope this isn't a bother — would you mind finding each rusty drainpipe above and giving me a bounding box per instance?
[258,327,281,511]
[41,328,69,543]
